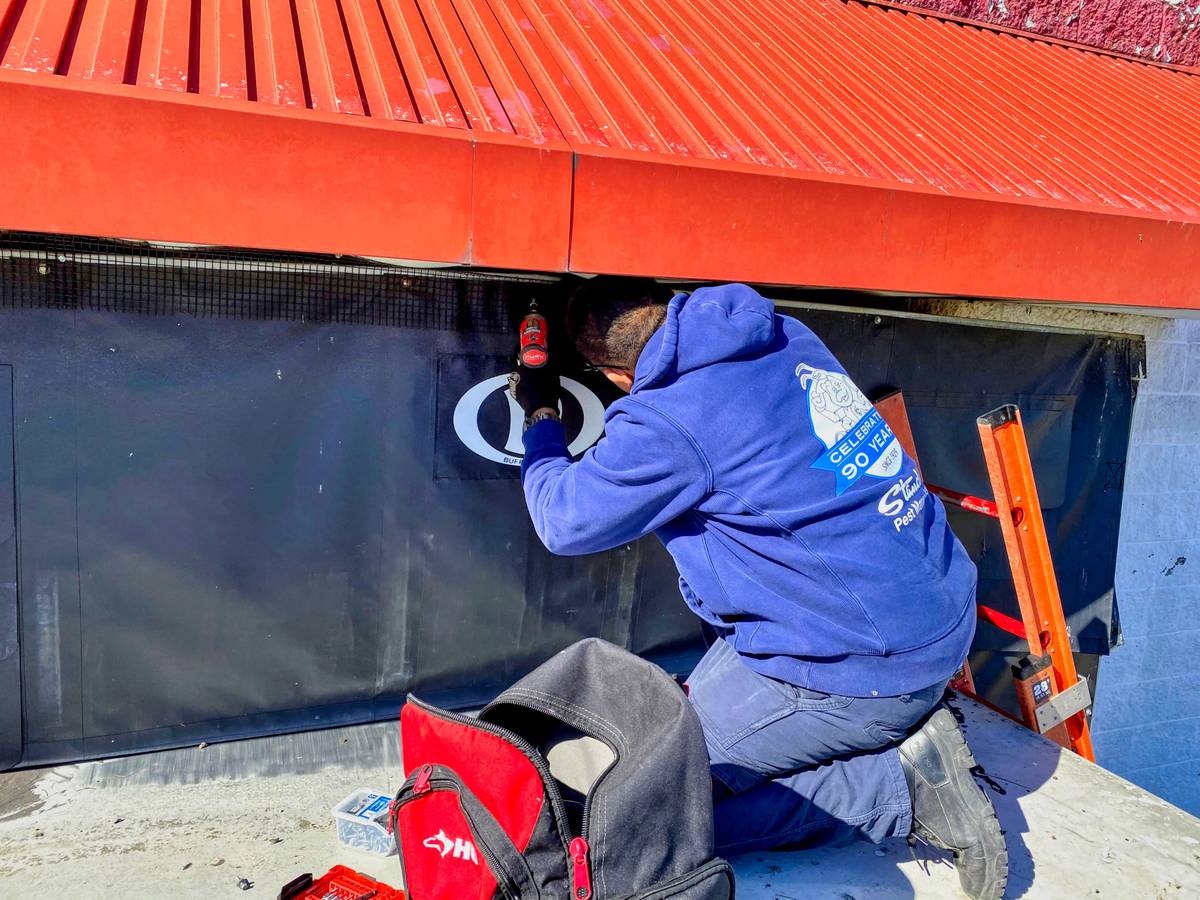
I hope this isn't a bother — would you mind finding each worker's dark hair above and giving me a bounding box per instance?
[566,276,674,369]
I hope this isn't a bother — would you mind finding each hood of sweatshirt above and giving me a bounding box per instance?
[633,284,776,391]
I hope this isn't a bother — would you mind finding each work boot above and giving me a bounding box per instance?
[899,706,1008,900]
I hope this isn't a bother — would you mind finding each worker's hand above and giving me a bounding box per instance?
[508,365,561,422]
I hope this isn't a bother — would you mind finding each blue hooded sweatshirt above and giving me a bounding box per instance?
[521,284,976,697]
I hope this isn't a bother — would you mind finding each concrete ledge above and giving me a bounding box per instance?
[1,697,1198,898]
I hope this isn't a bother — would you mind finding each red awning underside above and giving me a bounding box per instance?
[2,0,1198,307]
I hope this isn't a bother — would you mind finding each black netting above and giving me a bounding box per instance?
[0,231,557,333]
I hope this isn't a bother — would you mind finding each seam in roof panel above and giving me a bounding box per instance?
[291,0,336,110]
[481,0,606,145]
[729,0,951,189]
[239,0,255,98]
[337,0,390,118]
[849,4,1101,206]
[0,0,25,61]
[638,0,820,171]
[873,6,1139,209]
[56,0,89,76]
[562,0,715,158]
[675,0,878,176]
[487,0,600,142]
[585,0,746,163]
[370,0,424,120]
[417,0,510,132]
[510,0,665,153]
[315,0,367,112]
[124,0,148,84]
[451,0,531,136]
[455,0,560,142]
[938,14,1183,214]
[373,0,424,121]
[619,0,795,168]
[377,0,467,127]
[409,0,473,127]
[286,0,314,107]
[444,0,521,134]
[695,0,899,180]
[333,0,372,115]
[818,1,1033,199]
[970,17,1200,209]
[787,0,1011,198]
[443,0,513,132]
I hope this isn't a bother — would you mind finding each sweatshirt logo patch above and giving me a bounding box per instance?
[796,364,902,494]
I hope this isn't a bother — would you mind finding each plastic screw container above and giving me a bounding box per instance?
[331,788,396,857]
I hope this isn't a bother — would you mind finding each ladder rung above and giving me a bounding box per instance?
[977,604,1028,641]
[928,484,999,519]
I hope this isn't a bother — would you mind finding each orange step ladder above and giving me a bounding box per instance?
[875,395,1095,761]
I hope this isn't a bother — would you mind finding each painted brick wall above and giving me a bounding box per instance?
[904,0,1200,67]
[910,299,1200,816]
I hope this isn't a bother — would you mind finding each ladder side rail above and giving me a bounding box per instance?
[977,405,1095,761]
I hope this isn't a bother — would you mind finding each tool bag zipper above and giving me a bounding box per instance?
[391,763,530,899]
[480,695,621,900]
[570,836,593,899]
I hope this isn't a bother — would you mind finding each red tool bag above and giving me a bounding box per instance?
[389,638,734,900]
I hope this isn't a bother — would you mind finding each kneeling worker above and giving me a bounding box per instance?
[510,280,1007,900]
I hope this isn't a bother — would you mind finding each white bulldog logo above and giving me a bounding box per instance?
[796,363,902,491]
[796,364,875,444]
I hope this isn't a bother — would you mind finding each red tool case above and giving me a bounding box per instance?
[278,865,405,900]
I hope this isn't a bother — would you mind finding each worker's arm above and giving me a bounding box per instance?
[520,400,711,555]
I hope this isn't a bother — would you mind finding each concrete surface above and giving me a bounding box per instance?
[1,696,1198,898]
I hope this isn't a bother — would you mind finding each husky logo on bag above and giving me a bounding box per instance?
[423,829,479,864]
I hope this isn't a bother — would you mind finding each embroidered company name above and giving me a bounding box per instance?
[878,474,928,532]
[810,409,896,494]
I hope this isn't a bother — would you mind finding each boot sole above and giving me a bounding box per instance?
[927,706,1009,900]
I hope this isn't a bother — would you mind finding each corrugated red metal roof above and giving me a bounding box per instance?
[2,0,1199,307]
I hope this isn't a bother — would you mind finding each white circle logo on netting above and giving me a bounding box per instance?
[452,375,605,466]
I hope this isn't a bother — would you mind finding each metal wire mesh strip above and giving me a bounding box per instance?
[0,232,558,333]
